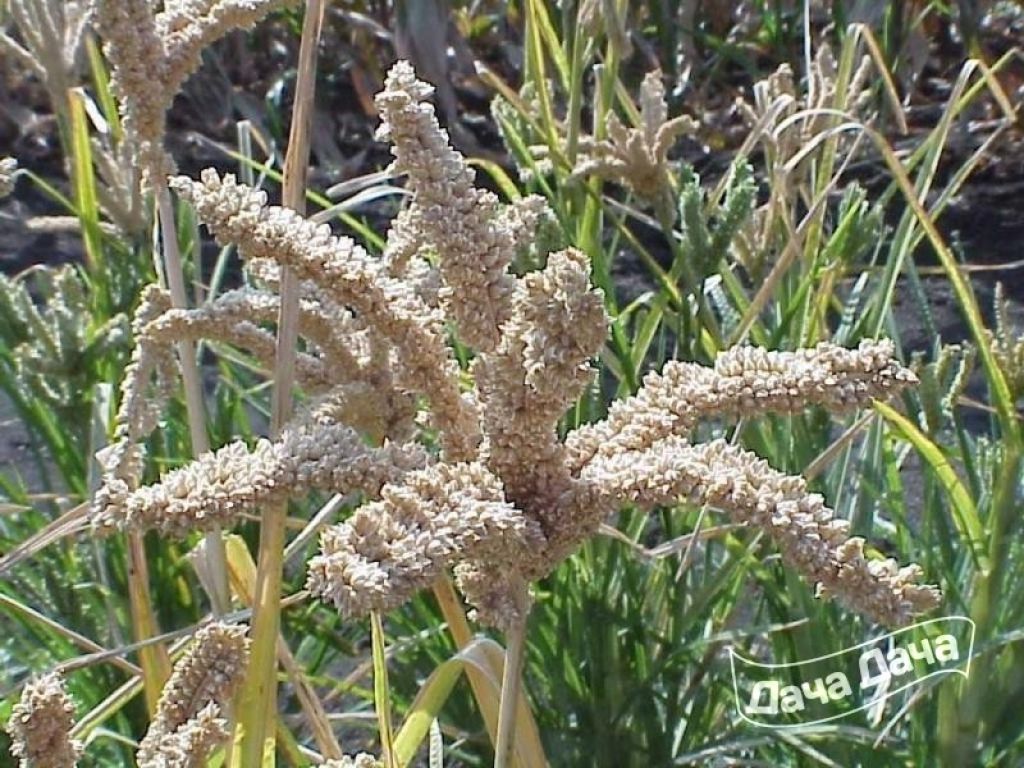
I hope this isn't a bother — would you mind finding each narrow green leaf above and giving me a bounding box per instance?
[67,89,107,300]
[874,401,988,570]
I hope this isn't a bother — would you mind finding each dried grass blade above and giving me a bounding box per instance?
[0,501,89,575]
[125,530,172,712]
[0,592,140,677]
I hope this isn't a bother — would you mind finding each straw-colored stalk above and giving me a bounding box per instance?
[125,529,172,713]
[235,0,326,763]
[494,580,530,768]
[430,578,502,744]
[219,535,342,759]
[117,177,230,713]
[156,183,232,614]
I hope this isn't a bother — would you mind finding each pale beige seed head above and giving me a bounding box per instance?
[737,43,874,178]
[137,622,249,766]
[94,419,429,537]
[306,461,546,629]
[565,339,918,471]
[96,0,294,178]
[0,157,18,198]
[574,69,698,200]
[497,194,552,257]
[94,0,171,177]
[171,169,481,461]
[92,278,418,532]
[575,436,940,626]
[375,61,518,352]
[6,671,82,768]
[473,247,606,534]
[136,702,228,768]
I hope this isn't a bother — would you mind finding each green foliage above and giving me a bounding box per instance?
[0,267,128,443]
[677,162,757,280]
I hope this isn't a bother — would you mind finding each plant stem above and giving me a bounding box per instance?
[371,611,398,768]
[155,182,231,616]
[124,531,171,712]
[432,578,501,744]
[121,176,225,715]
[494,584,531,768]
[236,1,325,763]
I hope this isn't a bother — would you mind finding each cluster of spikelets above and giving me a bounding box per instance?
[93,0,297,180]
[735,42,876,176]
[3,0,305,228]
[0,28,941,762]
[572,68,699,201]
[5,671,82,768]
[515,68,699,202]
[0,1,90,113]
[4,624,382,767]
[5,621,377,767]
[5,622,251,768]
[1,9,942,758]
[82,61,942,641]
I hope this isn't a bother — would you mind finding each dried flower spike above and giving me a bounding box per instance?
[574,436,940,626]
[6,671,82,768]
[91,276,421,536]
[95,0,294,177]
[565,339,917,471]
[575,69,698,200]
[376,60,520,351]
[126,61,940,631]
[93,416,429,537]
[307,461,545,625]
[736,43,874,177]
[136,622,249,767]
[301,63,939,630]
[472,247,607,538]
[137,702,228,768]
[171,169,481,461]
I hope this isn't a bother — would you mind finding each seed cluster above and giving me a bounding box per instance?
[6,672,82,768]
[136,622,250,768]
[90,63,940,633]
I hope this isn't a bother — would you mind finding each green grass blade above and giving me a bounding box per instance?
[874,401,987,570]
[67,88,107,308]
